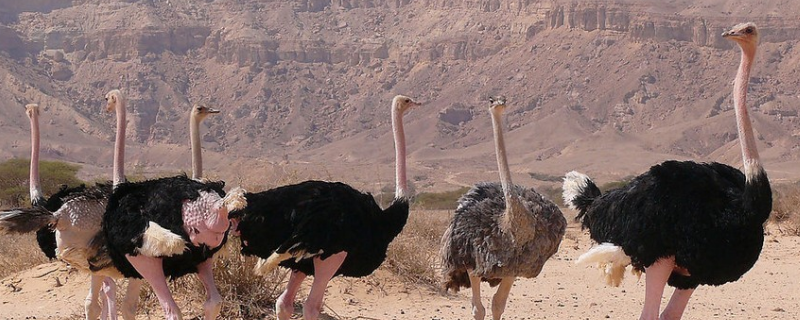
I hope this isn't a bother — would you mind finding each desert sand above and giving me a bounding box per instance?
[2,225,798,320]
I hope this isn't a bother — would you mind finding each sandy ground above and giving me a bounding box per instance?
[2,228,798,320]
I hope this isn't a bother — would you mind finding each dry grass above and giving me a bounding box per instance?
[770,183,800,236]
[0,233,48,279]
[131,240,287,319]
[381,209,450,290]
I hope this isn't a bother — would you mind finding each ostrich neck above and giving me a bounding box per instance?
[113,98,127,187]
[29,112,43,203]
[190,114,202,180]
[490,109,531,238]
[392,104,408,199]
[490,110,517,212]
[734,44,761,181]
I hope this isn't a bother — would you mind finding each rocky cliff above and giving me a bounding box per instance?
[1,0,800,188]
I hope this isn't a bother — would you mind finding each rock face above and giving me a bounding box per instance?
[1,0,800,180]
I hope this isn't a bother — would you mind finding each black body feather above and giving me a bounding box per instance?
[574,160,772,289]
[233,180,409,277]
[102,175,226,279]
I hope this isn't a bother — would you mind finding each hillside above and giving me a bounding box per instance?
[1,0,800,191]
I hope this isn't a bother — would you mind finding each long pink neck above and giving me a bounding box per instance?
[29,111,43,203]
[190,112,202,180]
[734,43,761,181]
[392,102,408,199]
[490,109,517,214]
[113,96,127,187]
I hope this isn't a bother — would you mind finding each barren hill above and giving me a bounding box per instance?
[1,0,800,191]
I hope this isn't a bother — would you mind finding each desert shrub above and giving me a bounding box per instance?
[770,183,800,235]
[413,187,471,210]
[598,176,633,192]
[0,233,48,279]
[137,241,286,319]
[528,172,563,182]
[0,158,85,207]
[383,209,450,289]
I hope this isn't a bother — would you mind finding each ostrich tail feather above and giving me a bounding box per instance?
[0,207,56,234]
[576,243,631,287]
[562,171,601,213]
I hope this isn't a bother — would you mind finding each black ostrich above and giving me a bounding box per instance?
[98,91,244,320]
[562,23,771,320]
[440,97,566,320]
[230,95,421,320]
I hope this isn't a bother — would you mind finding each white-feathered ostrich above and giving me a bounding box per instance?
[440,96,566,320]
[230,95,421,320]
[562,23,771,320]
[100,91,245,320]
[0,101,139,320]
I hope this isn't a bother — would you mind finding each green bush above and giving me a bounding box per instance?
[0,158,85,207]
[413,187,471,210]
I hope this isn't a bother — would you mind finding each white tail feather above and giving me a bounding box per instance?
[223,187,247,212]
[254,252,291,276]
[576,243,632,287]
[139,222,187,257]
[562,171,592,211]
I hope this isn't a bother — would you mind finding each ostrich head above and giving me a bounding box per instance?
[489,95,507,114]
[722,22,758,46]
[105,89,123,113]
[191,104,220,121]
[25,104,40,118]
[392,95,422,114]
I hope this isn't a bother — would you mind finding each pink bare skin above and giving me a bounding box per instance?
[639,256,695,320]
[276,271,307,320]
[182,192,230,248]
[126,255,182,320]
[303,252,348,320]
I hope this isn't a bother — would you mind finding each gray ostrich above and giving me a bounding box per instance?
[440,96,567,320]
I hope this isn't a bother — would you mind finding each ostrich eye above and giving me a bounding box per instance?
[104,97,108,101]
[404,99,410,103]
[745,28,753,34]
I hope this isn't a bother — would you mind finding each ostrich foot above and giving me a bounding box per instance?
[468,272,486,320]
[276,271,306,320]
[639,257,675,320]
[660,288,694,320]
[121,279,143,320]
[491,277,514,320]
[198,259,222,320]
[302,252,347,320]
[85,275,103,320]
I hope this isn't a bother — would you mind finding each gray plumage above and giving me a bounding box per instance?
[440,182,566,291]
[0,207,57,234]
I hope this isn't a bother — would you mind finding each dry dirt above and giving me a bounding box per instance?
[2,226,798,320]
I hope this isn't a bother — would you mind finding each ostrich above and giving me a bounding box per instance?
[230,95,421,320]
[562,23,771,320]
[189,104,220,180]
[440,96,566,320]
[0,101,138,320]
[100,91,245,320]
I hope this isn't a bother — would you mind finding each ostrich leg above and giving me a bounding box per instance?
[640,257,675,320]
[121,279,143,320]
[660,288,694,320]
[197,258,222,319]
[468,272,486,320]
[491,277,515,320]
[100,277,118,319]
[126,255,182,320]
[303,252,347,320]
[85,276,103,320]
[277,271,307,320]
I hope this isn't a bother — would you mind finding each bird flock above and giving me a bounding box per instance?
[0,22,774,320]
